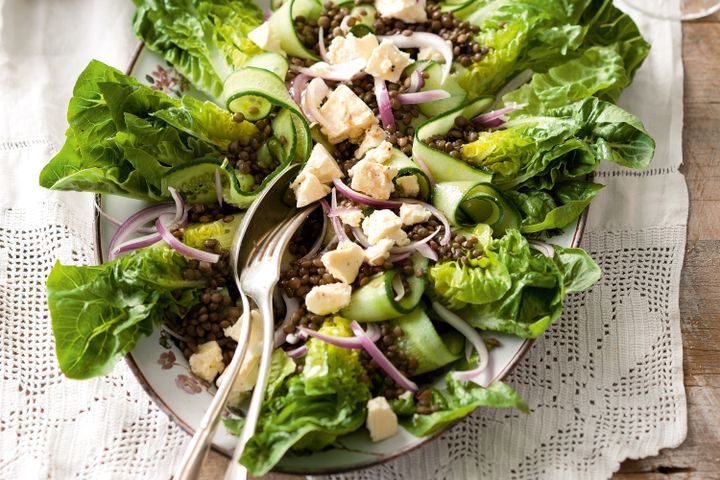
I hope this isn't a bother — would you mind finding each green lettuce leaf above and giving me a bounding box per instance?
[39,60,257,201]
[47,246,203,379]
[391,375,528,436]
[240,317,371,476]
[462,97,654,190]
[132,0,263,98]
[507,180,604,233]
[452,230,600,338]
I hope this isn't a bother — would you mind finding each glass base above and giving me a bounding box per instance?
[618,0,720,20]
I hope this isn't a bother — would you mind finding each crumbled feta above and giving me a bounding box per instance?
[418,46,446,63]
[400,203,431,225]
[321,241,365,284]
[319,85,378,144]
[305,283,353,315]
[366,39,414,83]
[248,22,281,52]
[339,209,365,228]
[366,396,398,442]
[326,33,378,65]
[362,209,409,246]
[355,125,387,159]
[189,341,225,383]
[375,0,427,23]
[363,140,394,164]
[365,238,394,266]
[217,310,264,405]
[303,143,344,184]
[348,160,398,200]
[291,173,331,208]
[395,175,420,197]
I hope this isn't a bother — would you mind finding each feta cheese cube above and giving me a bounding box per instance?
[305,283,353,315]
[395,175,420,197]
[355,125,387,159]
[327,33,379,65]
[339,209,365,228]
[349,160,398,200]
[366,39,414,83]
[189,341,225,383]
[319,85,378,144]
[400,203,431,225]
[363,140,394,164]
[362,209,409,246]
[418,46,446,63]
[248,22,281,52]
[291,173,331,208]
[366,396,398,442]
[321,241,365,284]
[375,0,427,23]
[364,238,394,266]
[303,143,344,184]
[217,310,264,405]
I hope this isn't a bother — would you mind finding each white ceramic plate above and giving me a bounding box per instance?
[94,44,587,475]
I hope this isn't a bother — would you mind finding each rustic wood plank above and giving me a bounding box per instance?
[615,15,720,479]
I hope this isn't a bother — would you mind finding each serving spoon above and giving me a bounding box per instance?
[174,163,302,480]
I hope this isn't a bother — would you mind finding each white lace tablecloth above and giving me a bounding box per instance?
[0,1,688,479]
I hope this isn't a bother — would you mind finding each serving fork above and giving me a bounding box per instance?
[174,164,314,480]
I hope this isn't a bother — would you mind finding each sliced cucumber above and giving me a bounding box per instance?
[162,158,224,204]
[392,307,463,375]
[223,66,311,163]
[388,148,431,201]
[433,181,521,235]
[349,5,376,36]
[411,61,468,118]
[413,96,495,184]
[246,52,290,81]
[268,0,322,60]
[341,255,428,322]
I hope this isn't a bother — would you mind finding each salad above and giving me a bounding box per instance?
[39,0,654,475]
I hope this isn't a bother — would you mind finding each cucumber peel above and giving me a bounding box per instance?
[393,307,463,375]
[433,181,521,235]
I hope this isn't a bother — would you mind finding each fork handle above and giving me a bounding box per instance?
[173,303,253,480]
[224,289,276,480]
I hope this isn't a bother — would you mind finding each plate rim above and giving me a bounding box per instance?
[95,42,589,476]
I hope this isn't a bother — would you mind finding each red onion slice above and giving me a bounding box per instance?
[320,199,350,243]
[388,251,413,263]
[318,27,329,62]
[108,203,176,259]
[414,242,438,261]
[301,77,330,124]
[111,232,162,258]
[295,58,366,82]
[413,152,436,188]
[374,77,396,129]
[155,214,220,263]
[95,198,155,234]
[390,228,439,254]
[397,90,450,105]
[291,73,312,107]
[431,302,489,387]
[401,199,451,245]
[214,167,223,207]
[333,178,402,208]
[380,33,453,82]
[350,321,418,392]
[301,214,328,260]
[407,67,426,93]
[298,323,380,348]
[392,274,406,301]
[529,240,555,258]
[350,226,370,248]
[286,345,308,359]
[473,103,527,126]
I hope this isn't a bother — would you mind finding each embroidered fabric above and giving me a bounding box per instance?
[0,1,687,479]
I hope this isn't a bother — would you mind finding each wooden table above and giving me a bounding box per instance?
[615,11,720,480]
[199,14,720,480]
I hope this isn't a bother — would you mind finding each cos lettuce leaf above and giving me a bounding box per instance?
[507,180,604,233]
[40,61,286,208]
[240,317,370,476]
[462,97,654,190]
[47,246,203,379]
[132,0,263,98]
[391,375,528,436]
